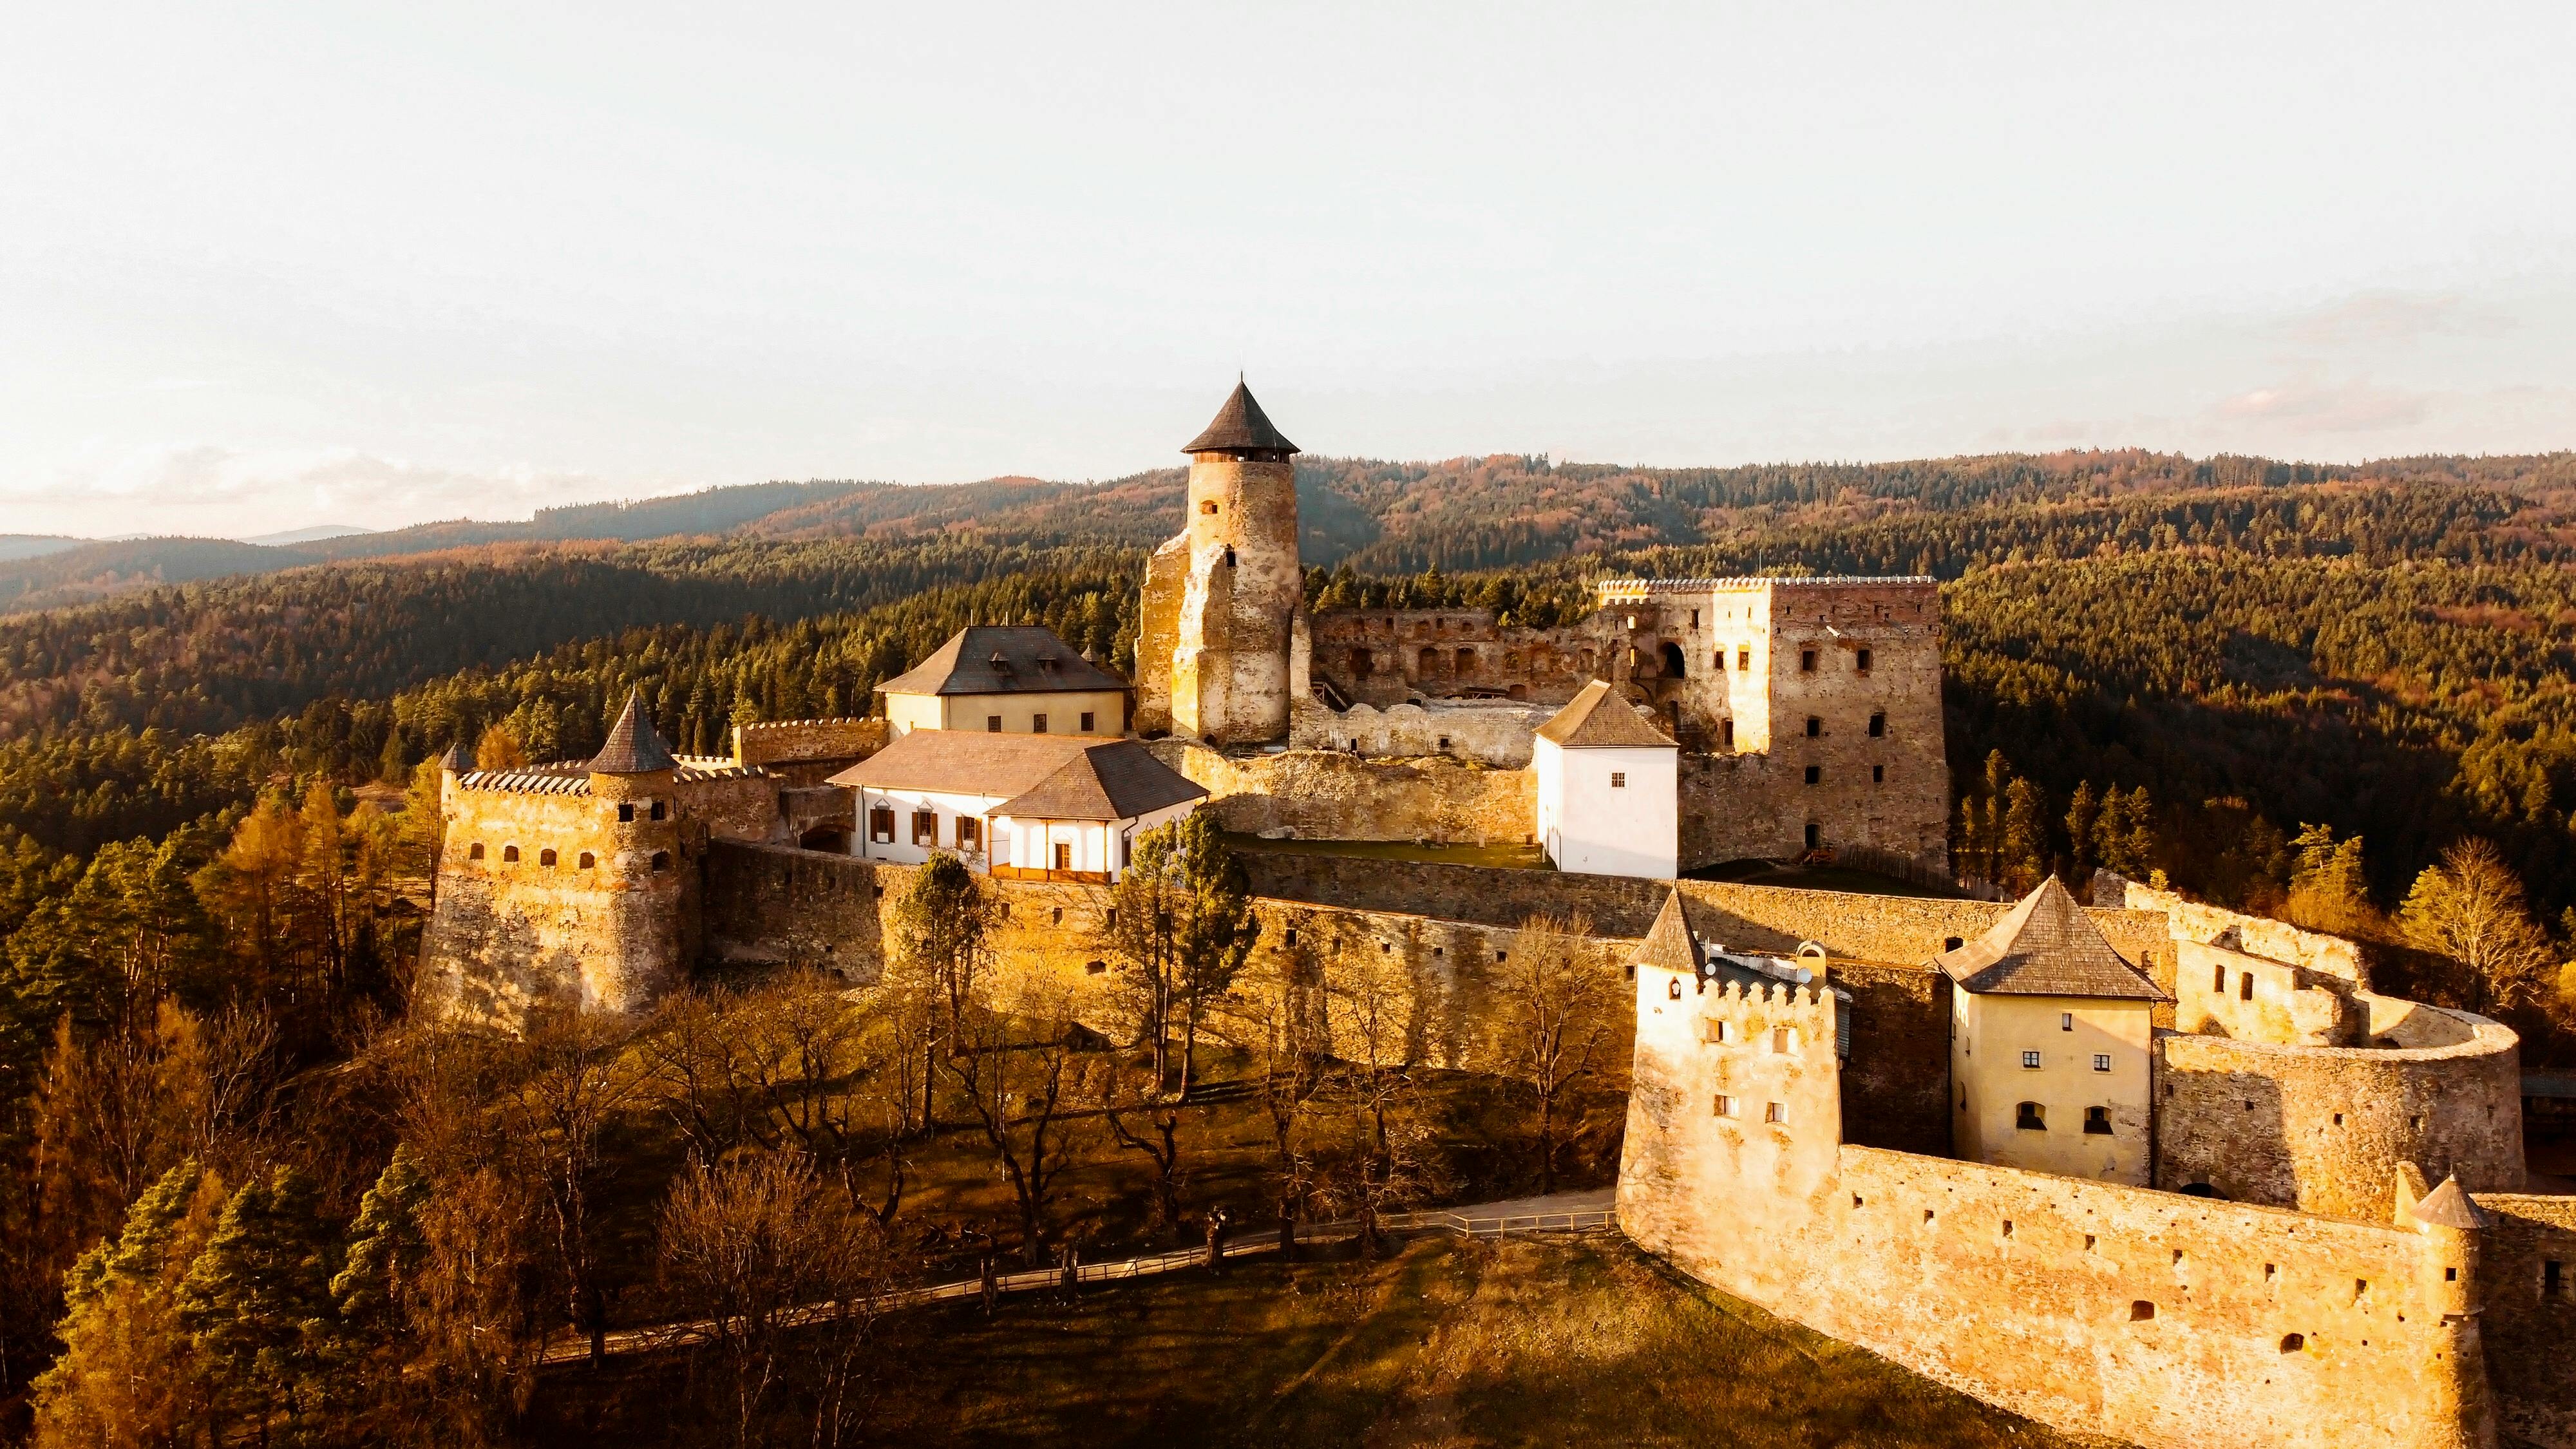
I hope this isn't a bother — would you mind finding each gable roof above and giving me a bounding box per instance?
[587,690,678,774]
[1638,891,1705,975]
[1535,679,1678,749]
[1936,877,2166,1000]
[1182,381,1298,455]
[828,732,1205,822]
[876,625,1128,699]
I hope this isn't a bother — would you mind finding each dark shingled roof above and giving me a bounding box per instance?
[588,690,678,775]
[876,625,1128,699]
[828,732,1205,822]
[1536,679,1678,749]
[1936,878,2166,1001]
[1637,891,1705,975]
[1182,381,1298,455]
[439,740,475,773]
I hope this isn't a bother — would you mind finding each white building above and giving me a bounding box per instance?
[827,731,1204,882]
[1533,679,1679,879]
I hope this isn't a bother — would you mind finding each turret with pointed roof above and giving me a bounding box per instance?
[589,690,679,775]
[439,739,475,775]
[1182,379,1298,458]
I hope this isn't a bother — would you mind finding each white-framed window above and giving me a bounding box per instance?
[1764,1101,1786,1124]
[2092,1053,2113,1072]
[1714,1094,1738,1118]
[2060,1012,2074,1031]
[2021,1050,2043,1070]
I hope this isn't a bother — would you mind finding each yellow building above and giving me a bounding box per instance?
[1940,877,2166,1184]
[876,625,1130,737]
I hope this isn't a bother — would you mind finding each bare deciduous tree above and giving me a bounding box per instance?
[943,963,1101,1264]
[1482,914,1620,1195]
[509,1007,642,1367]
[1314,944,1442,1256]
[2400,838,2554,1017]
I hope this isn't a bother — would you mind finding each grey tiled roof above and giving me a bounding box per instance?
[1637,891,1705,974]
[876,626,1128,698]
[996,741,1207,822]
[1182,381,1298,455]
[1535,679,1678,749]
[829,732,1204,822]
[1936,878,2166,1000]
[587,691,678,774]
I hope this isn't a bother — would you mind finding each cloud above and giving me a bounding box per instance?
[4,444,653,538]
[2275,290,2512,349]
[2213,375,2432,433]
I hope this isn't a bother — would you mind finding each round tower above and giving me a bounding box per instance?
[582,690,688,1014]
[1170,380,1302,744]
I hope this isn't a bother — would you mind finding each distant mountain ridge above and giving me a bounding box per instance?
[6,449,2571,615]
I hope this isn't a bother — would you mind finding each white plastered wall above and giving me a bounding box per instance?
[1535,737,1678,879]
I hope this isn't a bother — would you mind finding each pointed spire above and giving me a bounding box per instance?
[1182,380,1298,456]
[587,689,677,775]
[1638,890,1705,976]
[2409,1175,2487,1231]
[439,740,475,774]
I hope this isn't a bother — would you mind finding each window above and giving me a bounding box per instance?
[540,848,558,867]
[1803,766,1821,785]
[1721,720,1735,748]
[2546,1260,2564,1299]
[2213,962,2226,992]
[956,817,981,851]
[2016,1102,2046,1130]
[913,810,937,845]
[618,802,634,822]
[1079,711,1094,732]
[2130,1301,2155,1321]
[988,715,1003,732]
[1716,1021,1735,1044]
[2280,1334,2305,1353]
[1223,545,1236,566]
[1436,735,1450,752]
[1804,822,1821,849]
[1611,772,1627,788]
[2240,972,2255,1001]
[1120,829,1133,867]
[1856,647,1872,672]
[1714,649,1727,672]
[2021,1050,2043,1069]
[1799,649,1816,672]
[650,851,670,873]
[1737,646,1750,670]
[1771,1027,1791,1054]
[1457,647,1477,674]
[1032,714,1048,734]
[578,852,596,869]
[468,842,486,860]
[1689,609,1700,627]
[1871,764,1884,783]
[869,806,895,843]
[1200,500,1218,514]
[1283,927,1296,946]
[2085,1106,2113,1135]
[1051,906,1063,925]
[1667,978,1683,999]
[2060,1012,2074,1031]
[1804,715,1821,737]
[1054,843,1073,872]
[650,800,667,820]
[502,845,520,863]
[1714,1094,1738,1118]
[2093,1053,2113,1072]
[1350,647,1374,676]
[1944,936,1963,951]
[1868,712,1885,737]
[1086,960,1106,974]
[1764,1101,1786,1124]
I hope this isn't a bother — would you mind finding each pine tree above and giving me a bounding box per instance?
[333,1145,429,1332]
[31,1160,226,1449]
[2000,777,2049,893]
[178,1166,339,1441]
[2064,782,2101,887]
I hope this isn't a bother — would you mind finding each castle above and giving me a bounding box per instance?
[419,383,2575,1447]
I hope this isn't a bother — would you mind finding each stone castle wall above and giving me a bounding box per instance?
[1619,946,2493,1449]
[2473,1193,2576,1447]
[1148,740,1537,845]
[1287,696,1553,766]
[2157,1003,2526,1220]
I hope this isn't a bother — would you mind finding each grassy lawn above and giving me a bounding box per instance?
[536,1232,2099,1448]
[1227,833,1555,871]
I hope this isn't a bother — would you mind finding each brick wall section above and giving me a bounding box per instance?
[2157,1007,2526,1220]
[2471,1193,2576,1448]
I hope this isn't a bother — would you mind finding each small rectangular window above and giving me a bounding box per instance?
[1764,1101,1786,1124]
[1032,714,1048,734]
[2061,1012,2074,1031]
[1714,1094,1738,1118]
[1871,764,1884,783]
[1771,1027,1791,1054]
[913,810,938,846]
[1803,766,1821,785]
[2546,1260,2564,1298]
[2021,1050,2043,1069]
[869,806,895,843]
[1721,719,1735,748]
[1610,771,1626,788]
[1868,712,1885,737]
[987,715,1002,732]
[1079,711,1095,732]
[956,817,981,851]
[1856,647,1872,672]
[2093,1053,2112,1072]
[2241,972,2255,1001]
[1804,715,1821,737]
[1737,646,1750,670]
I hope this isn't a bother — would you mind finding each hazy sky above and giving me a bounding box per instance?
[6,3,2574,538]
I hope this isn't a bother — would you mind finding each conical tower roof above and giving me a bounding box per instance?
[439,739,475,773]
[1638,890,1705,976]
[587,690,677,774]
[1182,380,1298,456]
[2409,1175,2487,1230]
[1936,876,2166,999]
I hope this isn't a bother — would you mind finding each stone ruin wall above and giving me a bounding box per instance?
[1146,739,1537,846]
[730,717,889,784]
[1618,948,2492,1449]
[1287,696,1551,767]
